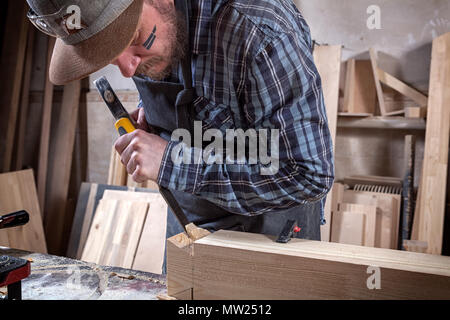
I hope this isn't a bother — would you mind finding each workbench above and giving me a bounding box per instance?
[0,247,167,300]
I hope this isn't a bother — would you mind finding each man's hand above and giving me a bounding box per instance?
[115,129,168,183]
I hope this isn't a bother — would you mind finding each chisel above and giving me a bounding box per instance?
[93,76,190,232]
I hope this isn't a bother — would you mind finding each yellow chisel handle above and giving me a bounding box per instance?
[115,117,136,136]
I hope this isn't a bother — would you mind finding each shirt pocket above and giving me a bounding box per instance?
[194,96,235,132]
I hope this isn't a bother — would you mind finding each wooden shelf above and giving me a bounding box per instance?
[337,116,426,130]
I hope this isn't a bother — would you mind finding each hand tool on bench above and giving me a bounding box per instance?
[0,211,31,300]
[276,219,301,243]
[94,76,191,233]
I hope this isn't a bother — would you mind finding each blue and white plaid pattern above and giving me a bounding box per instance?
[157,0,334,216]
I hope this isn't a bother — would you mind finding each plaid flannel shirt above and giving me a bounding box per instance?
[154,0,334,216]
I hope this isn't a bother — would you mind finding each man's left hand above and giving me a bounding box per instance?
[115,129,168,183]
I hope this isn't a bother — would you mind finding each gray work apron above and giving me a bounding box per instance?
[132,0,321,243]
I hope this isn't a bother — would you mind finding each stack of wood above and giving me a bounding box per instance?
[0,1,88,256]
[318,33,450,256]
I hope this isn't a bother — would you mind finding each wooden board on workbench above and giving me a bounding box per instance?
[0,170,47,253]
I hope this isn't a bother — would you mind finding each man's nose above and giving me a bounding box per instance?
[113,51,141,78]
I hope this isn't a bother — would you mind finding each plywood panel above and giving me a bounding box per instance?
[0,170,47,253]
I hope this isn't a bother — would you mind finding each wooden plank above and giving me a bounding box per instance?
[107,146,128,186]
[313,45,342,242]
[331,209,365,246]
[37,36,56,214]
[377,69,428,107]
[343,60,377,115]
[403,240,428,253]
[185,230,450,300]
[343,190,401,249]
[14,27,35,171]
[102,190,168,274]
[81,199,148,269]
[0,170,47,253]
[325,182,344,241]
[44,80,81,255]
[405,106,427,119]
[369,48,387,116]
[0,2,29,172]
[417,32,450,255]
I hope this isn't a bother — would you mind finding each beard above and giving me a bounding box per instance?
[135,3,187,80]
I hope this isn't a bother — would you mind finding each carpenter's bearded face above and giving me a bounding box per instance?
[112,0,187,80]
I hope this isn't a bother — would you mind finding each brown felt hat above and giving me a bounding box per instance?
[27,0,144,85]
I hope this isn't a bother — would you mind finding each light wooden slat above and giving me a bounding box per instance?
[0,170,47,253]
[107,146,128,186]
[377,69,428,107]
[313,45,342,242]
[417,32,450,255]
[173,230,450,300]
[369,48,388,116]
[44,80,81,255]
[37,36,56,214]
[405,106,427,119]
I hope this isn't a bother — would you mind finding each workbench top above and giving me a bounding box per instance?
[0,247,167,300]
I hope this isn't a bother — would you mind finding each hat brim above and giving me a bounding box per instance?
[49,0,144,85]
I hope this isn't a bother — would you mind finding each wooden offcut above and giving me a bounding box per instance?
[167,230,450,299]
[416,32,450,255]
[343,59,377,115]
[0,170,47,253]
[313,45,342,242]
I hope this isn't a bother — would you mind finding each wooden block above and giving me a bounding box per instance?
[343,60,377,115]
[81,199,148,269]
[167,233,194,299]
[405,106,427,119]
[313,45,342,242]
[107,146,127,186]
[403,240,428,253]
[331,209,365,246]
[417,32,450,255]
[102,190,168,274]
[0,170,47,253]
[343,190,401,249]
[185,230,450,299]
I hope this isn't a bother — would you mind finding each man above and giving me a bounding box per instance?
[27,0,334,241]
